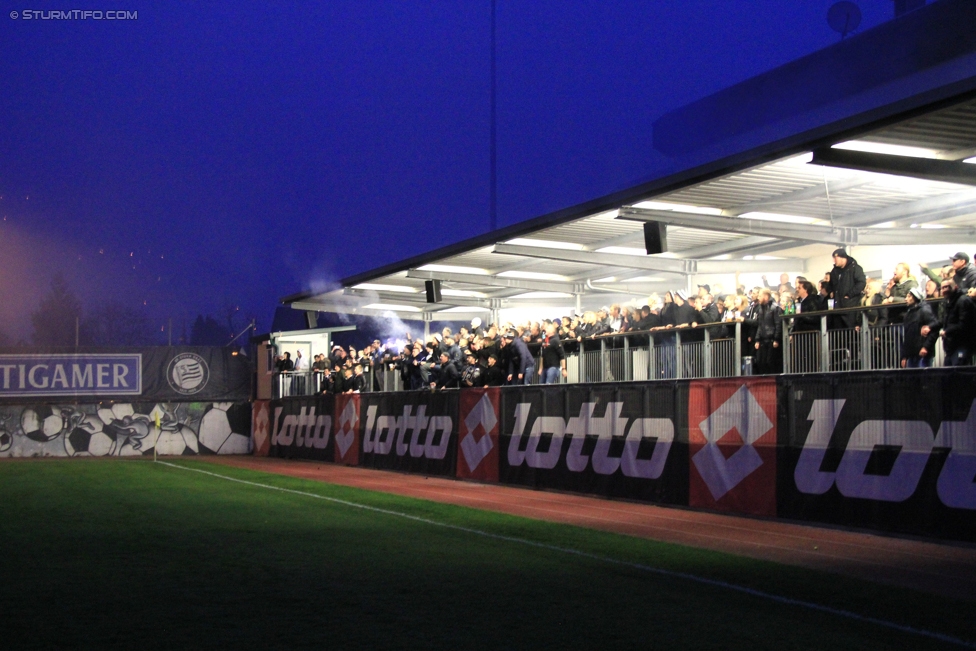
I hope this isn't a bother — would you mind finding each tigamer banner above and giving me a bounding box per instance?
[0,354,141,398]
[0,347,251,402]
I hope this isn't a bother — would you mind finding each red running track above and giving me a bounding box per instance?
[201,456,976,601]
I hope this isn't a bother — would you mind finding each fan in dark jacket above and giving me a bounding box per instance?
[828,249,866,330]
[744,288,783,375]
[900,288,940,368]
[789,280,823,372]
[432,352,460,390]
[941,277,976,366]
[483,354,506,386]
[503,332,535,384]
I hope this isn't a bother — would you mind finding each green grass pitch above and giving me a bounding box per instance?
[0,459,973,650]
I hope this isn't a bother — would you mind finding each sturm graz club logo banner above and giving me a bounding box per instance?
[499,383,688,504]
[166,353,210,395]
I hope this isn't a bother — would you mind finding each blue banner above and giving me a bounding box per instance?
[0,354,142,398]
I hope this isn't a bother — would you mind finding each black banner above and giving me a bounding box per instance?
[499,383,688,505]
[777,368,976,541]
[0,346,252,403]
[360,392,458,477]
[268,396,334,461]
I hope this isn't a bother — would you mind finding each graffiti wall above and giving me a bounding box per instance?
[0,401,252,458]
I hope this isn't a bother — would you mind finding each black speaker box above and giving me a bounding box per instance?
[643,222,668,254]
[425,280,442,303]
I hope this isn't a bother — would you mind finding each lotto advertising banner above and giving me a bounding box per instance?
[268,396,334,462]
[688,378,778,517]
[333,394,360,465]
[252,400,271,457]
[499,383,688,505]
[0,347,252,403]
[777,369,976,542]
[359,392,457,477]
[456,388,501,482]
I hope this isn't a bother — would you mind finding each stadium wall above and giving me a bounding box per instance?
[266,368,976,542]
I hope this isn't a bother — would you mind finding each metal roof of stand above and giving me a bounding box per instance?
[282,1,976,324]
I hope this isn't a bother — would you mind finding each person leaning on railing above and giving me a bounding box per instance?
[539,322,568,384]
[900,287,940,369]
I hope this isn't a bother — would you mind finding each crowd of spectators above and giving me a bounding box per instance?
[273,250,976,390]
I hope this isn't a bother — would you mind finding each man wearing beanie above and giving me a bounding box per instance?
[900,287,940,368]
[828,248,866,330]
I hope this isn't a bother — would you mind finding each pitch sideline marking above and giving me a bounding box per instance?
[157,461,975,649]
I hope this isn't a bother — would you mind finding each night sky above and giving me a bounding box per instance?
[0,1,897,342]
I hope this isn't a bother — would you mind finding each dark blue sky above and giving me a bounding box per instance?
[0,1,896,340]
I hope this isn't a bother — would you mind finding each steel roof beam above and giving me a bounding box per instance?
[406,269,581,294]
[493,242,805,274]
[724,177,870,214]
[342,288,491,309]
[810,148,976,186]
[833,192,976,227]
[617,206,976,246]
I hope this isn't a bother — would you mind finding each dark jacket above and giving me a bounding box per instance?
[954,263,976,292]
[435,362,459,389]
[540,333,566,370]
[484,363,506,387]
[885,278,917,325]
[351,373,367,393]
[942,291,976,354]
[461,363,485,388]
[901,301,940,360]
[745,302,782,341]
[791,295,822,333]
[829,257,867,308]
[509,337,534,377]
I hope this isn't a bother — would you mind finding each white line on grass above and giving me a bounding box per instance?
[157,461,975,649]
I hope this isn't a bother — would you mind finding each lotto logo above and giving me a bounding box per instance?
[334,395,360,465]
[688,380,777,516]
[457,389,500,480]
[796,400,976,509]
[363,404,452,460]
[271,405,331,449]
[507,401,674,478]
[252,401,271,456]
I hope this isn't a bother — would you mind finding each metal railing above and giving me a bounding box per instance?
[271,300,968,397]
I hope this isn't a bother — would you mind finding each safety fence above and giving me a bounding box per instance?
[258,367,976,543]
[272,300,965,399]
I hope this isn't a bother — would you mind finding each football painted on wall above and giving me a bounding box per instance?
[0,401,252,458]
